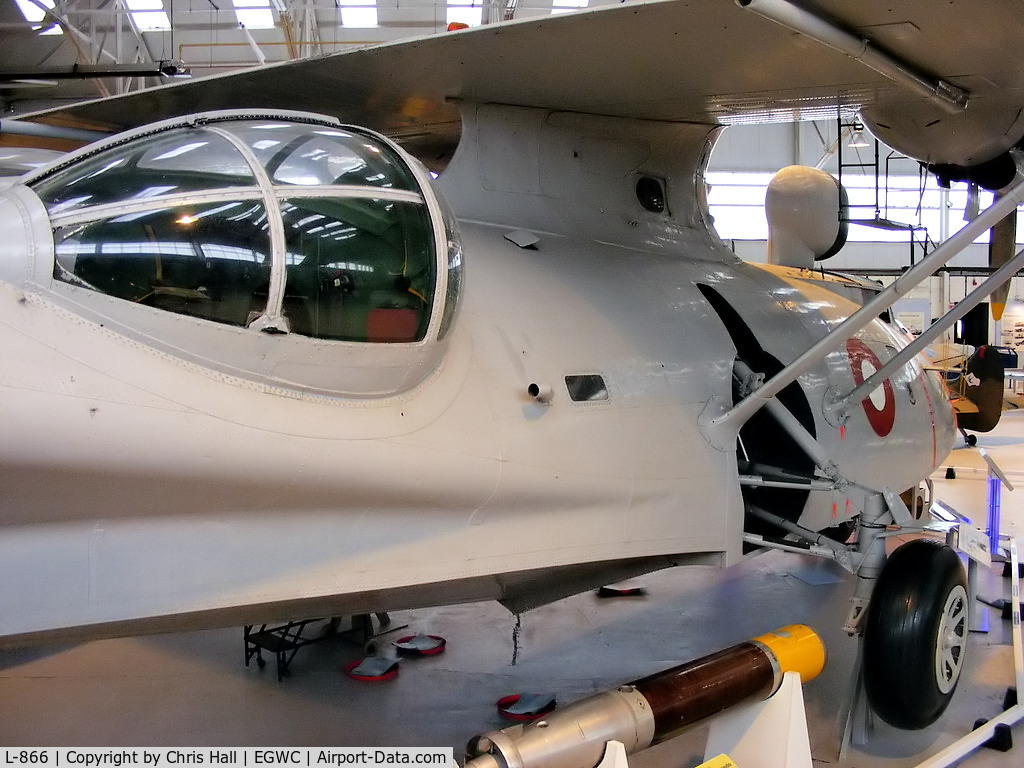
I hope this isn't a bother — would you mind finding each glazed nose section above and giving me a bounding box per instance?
[2,111,467,398]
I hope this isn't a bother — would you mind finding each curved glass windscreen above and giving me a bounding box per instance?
[32,115,443,344]
[54,200,271,327]
[248,124,420,190]
[281,197,434,341]
[33,129,255,216]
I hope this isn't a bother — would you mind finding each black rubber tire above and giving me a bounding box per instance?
[863,539,969,730]
[966,434,978,447]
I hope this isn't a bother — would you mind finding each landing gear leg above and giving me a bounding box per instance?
[844,492,889,636]
[960,428,978,447]
[838,490,970,745]
[839,492,889,749]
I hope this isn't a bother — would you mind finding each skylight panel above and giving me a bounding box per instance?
[14,0,62,35]
[233,0,275,29]
[125,0,171,31]
[551,0,588,14]
[339,0,378,28]
[15,0,50,24]
[447,1,482,27]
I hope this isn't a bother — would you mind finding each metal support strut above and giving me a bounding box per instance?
[846,492,890,635]
[702,169,1024,445]
[839,244,1024,414]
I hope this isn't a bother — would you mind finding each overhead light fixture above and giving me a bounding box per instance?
[848,123,870,149]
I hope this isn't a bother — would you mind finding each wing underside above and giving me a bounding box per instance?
[11,0,1024,169]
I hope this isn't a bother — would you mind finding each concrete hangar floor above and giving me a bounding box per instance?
[4,414,1024,767]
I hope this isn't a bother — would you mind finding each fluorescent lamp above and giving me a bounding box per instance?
[848,124,870,149]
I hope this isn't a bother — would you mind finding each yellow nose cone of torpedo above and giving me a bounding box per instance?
[753,624,827,683]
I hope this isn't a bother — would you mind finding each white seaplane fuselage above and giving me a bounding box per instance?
[0,106,956,646]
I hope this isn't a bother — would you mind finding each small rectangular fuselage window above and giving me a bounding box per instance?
[565,374,609,402]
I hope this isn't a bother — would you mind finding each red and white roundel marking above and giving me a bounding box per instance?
[846,338,895,437]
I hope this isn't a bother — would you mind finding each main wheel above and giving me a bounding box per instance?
[863,539,969,730]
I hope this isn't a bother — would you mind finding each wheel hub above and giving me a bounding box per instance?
[935,584,969,694]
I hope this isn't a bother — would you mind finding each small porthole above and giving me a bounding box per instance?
[565,374,609,402]
[636,176,666,214]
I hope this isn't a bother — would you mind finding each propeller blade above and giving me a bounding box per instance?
[988,193,1017,322]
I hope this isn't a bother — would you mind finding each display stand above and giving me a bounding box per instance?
[594,741,628,768]
[980,449,1015,559]
[703,672,813,768]
[954,519,993,634]
[838,648,872,755]
[588,673,812,768]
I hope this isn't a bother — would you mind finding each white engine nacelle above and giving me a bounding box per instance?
[765,165,848,269]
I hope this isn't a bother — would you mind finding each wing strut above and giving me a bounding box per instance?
[837,244,1024,414]
[702,166,1024,445]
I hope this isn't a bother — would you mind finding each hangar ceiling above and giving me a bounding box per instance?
[0,0,609,115]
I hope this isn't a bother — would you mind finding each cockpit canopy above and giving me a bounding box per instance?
[6,111,463,397]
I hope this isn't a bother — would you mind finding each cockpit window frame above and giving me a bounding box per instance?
[30,111,452,348]
[17,110,462,399]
